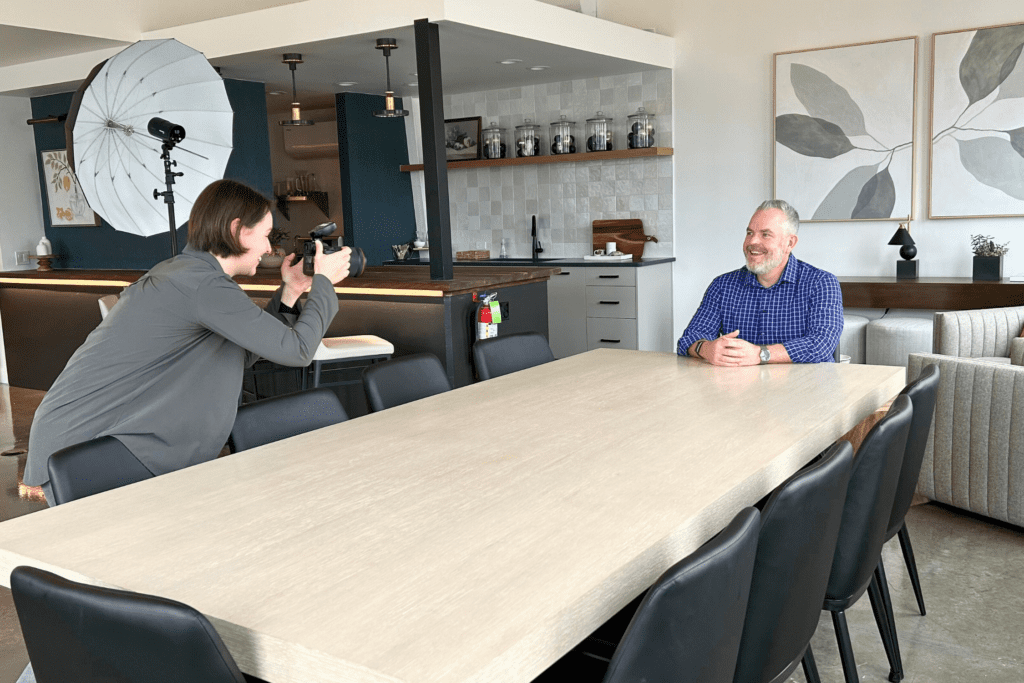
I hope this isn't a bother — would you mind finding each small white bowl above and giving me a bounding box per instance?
[413,240,426,248]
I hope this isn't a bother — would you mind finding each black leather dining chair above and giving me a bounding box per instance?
[47,435,154,505]
[472,332,555,380]
[228,387,348,452]
[538,507,761,683]
[823,394,912,683]
[11,565,266,683]
[733,440,853,683]
[361,352,453,412]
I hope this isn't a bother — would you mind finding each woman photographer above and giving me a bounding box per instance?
[24,178,351,506]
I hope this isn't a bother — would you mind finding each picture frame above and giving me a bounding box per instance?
[929,21,1024,219]
[444,117,482,161]
[773,37,918,222]
[40,149,101,226]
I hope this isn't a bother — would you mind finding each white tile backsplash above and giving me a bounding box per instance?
[432,68,673,259]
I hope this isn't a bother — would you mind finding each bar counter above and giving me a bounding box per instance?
[0,265,559,392]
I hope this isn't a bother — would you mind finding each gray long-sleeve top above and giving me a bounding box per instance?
[24,246,339,486]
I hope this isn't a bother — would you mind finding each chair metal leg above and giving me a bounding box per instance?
[830,610,860,683]
[801,644,822,683]
[868,563,903,682]
[876,559,904,681]
[897,522,926,616]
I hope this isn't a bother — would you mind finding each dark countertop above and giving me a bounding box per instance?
[0,265,561,297]
[383,256,675,268]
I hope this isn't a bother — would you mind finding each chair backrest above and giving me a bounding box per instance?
[932,306,1024,357]
[362,353,452,412]
[473,332,555,381]
[47,435,154,505]
[603,507,761,683]
[887,363,940,539]
[229,387,347,452]
[825,394,912,605]
[98,294,118,319]
[732,441,853,683]
[11,565,247,683]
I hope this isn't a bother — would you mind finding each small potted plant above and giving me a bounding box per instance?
[971,234,1009,281]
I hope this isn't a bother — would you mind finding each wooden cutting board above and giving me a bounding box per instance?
[592,219,659,262]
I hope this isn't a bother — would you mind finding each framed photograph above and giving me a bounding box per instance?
[930,22,1024,219]
[444,117,482,161]
[774,37,918,222]
[40,149,101,226]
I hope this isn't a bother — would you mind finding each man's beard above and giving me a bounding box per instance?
[746,249,786,275]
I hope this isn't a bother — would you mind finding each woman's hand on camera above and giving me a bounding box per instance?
[315,240,351,284]
[280,250,312,307]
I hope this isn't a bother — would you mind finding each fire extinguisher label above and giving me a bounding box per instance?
[490,301,502,324]
[477,322,498,339]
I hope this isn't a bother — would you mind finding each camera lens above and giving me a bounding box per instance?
[348,247,366,277]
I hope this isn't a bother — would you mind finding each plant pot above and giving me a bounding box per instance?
[972,255,1003,281]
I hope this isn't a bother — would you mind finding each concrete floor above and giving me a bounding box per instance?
[0,385,1021,682]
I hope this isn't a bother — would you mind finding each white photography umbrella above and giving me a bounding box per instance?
[66,39,233,250]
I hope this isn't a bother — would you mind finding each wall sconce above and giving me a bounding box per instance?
[279,53,313,126]
[888,221,918,279]
[373,38,409,118]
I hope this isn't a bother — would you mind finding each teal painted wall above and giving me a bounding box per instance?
[336,93,417,266]
[31,79,272,270]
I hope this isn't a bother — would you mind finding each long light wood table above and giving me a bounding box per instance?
[0,350,904,683]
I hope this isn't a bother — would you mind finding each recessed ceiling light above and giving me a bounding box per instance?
[336,82,357,87]
[499,59,522,65]
[407,82,418,87]
[410,72,418,76]
[529,66,549,71]
[268,90,287,96]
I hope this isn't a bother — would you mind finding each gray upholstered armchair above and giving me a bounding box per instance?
[908,353,1024,526]
[932,305,1024,365]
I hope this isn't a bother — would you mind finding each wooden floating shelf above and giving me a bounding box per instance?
[400,147,673,172]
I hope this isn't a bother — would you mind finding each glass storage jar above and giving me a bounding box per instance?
[515,118,541,157]
[586,111,613,151]
[481,121,506,160]
[549,114,576,155]
[627,107,656,149]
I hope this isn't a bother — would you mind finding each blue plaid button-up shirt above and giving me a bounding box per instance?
[677,255,843,363]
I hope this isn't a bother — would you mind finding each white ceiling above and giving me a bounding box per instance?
[219,20,660,113]
[0,26,128,68]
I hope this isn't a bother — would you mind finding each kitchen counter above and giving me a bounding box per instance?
[0,266,558,393]
[383,256,675,268]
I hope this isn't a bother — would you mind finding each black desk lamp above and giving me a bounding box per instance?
[888,222,917,279]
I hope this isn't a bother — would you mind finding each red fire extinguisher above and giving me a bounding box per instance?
[475,292,500,340]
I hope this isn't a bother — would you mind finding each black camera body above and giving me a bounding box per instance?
[302,222,365,278]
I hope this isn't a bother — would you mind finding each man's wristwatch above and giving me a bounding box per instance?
[694,339,707,359]
[759,344,771,365]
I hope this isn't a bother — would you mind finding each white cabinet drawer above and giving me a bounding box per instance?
[586,267,636,286]
[587,318,638,350]
[586,285,637,319]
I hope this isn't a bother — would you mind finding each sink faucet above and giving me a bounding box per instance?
[531,215,543,261]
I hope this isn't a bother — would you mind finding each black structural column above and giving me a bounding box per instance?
[414,18,454,281]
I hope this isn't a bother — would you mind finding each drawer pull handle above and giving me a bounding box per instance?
[600,339,621,343]
[556,272,571,276]
[599,301,620,305]
[598,275,620,279]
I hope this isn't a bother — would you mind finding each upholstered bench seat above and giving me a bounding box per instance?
[840,314,870,364]
[866,316,933,367]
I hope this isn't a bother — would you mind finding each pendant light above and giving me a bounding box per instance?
[373,38,409,118]
[279,53,313,126]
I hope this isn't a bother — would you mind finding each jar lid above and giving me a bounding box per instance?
[550,113,576,126]
[628,106,655,119]
[515,117,539,130]
[586,110,613,122]
[482,121,505,132]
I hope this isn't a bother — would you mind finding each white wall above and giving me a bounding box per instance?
[594,0,1024,339]
[0,96,46,271]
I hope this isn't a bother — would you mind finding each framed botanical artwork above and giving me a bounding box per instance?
[444,117,482,161]
[930,22,1024,219]
[40,149,101,226]
[774,37,918,222]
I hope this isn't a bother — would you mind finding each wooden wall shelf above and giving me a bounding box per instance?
[399,147,673,172]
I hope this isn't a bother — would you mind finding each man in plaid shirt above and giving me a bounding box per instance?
[677,199,843,366]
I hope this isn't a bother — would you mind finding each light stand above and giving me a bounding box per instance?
[150,117,186,257]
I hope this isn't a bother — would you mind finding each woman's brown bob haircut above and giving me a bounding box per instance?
[187,179,272,257]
